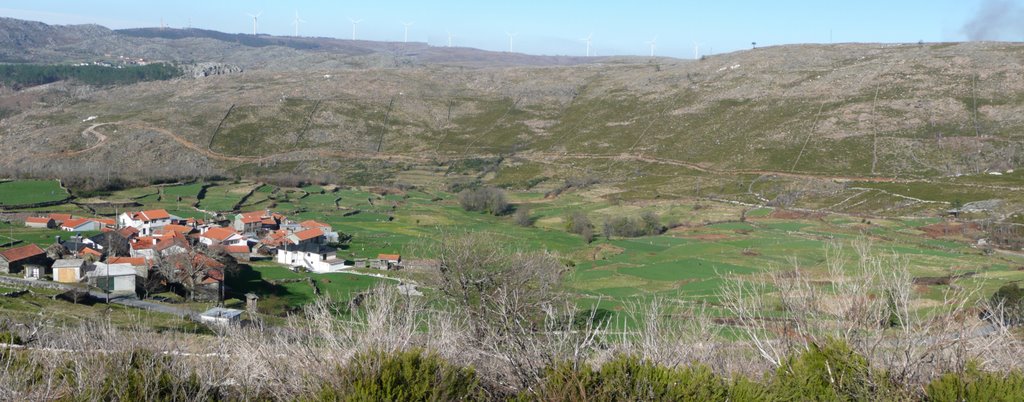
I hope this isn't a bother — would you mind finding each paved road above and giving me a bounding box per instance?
[87,290,198,319]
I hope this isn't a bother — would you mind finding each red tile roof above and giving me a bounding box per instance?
[202,227,239,242]
[61,218,95,230]
[260,218,277,225]
[107,257,148,266]
[193,254,225,269]
[202,268,224,284]
[25,217,52,224]
[117,227,140,237]
[291,228,324,242]
[79,247,102,257]
[154,236,189,252]
[0,244,45,263]
[378,254,401,261]
[131,236,159,250]
[131,209,170,222]
[158,224,193,235]
[239,216,262,224]
[48,213,73,222]
[95,218,116,226]
[300,220,331,229]
[223,245,249,254]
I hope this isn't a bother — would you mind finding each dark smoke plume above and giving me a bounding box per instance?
[962,0,1024,41]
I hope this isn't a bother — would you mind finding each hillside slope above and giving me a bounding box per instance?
[0,19,1021,206]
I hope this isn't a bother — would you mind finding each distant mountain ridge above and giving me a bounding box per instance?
[0,17,1022,208]
[0,17,609,67]
[0,17,113,62]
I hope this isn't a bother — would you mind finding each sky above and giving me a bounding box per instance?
[0,1,1019,58]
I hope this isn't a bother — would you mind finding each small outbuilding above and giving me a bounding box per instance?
[24,217,55,229]
[86,263,137,294]
[0,244,49,275]
[52,258,87,283]
[199,307,243,326]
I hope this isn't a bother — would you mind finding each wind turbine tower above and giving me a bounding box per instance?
[693,41,703,59]
[506,32,518,53]
[293,11,306,37]
[582,33,593,57]
[246,12,262,35]
[646,36,657,57]
[402,22,414,43]
[349,18,363,40]
[447,31,456,47]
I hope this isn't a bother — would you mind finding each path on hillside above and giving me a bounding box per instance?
[126,122,432,164]
[36,122,112,157]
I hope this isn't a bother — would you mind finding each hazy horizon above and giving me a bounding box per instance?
[1,0,1021,58]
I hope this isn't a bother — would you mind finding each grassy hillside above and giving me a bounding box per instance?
[1,30,1022,215]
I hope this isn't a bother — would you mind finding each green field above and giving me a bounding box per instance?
[197,182,260,212]
[1,177,1022,322]
[226,263,386,313]
[0,180,68,206]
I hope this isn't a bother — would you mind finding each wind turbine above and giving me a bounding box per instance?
[246,12,262,35]
[581,33,593,57]
[693,41,703,59]
[293,11,306,37]
[506,31,518,53]
[349,18,363,40]
[446,31,456,47]
[646,36,658,57]
[402,22,414,43]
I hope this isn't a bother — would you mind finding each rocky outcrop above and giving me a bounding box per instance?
[182,63,243,78]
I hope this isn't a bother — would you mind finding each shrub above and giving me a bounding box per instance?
[565,211,594,243]
[0,330,23,345]
[926,362,1024,402]
[525,355,737,401]
[601,212,666,239]
[989,283,1024,325]
[320,349,483,401]
[513,206,533,227]
[90,349,216,402]
[458,187,511,216]
[771,339,893,401]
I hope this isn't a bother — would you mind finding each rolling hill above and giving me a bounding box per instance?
[0,18,1021,213]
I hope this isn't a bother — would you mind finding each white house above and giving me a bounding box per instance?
[276,243,350,273]
[60,218,103,232]
[119,209,173,236]
[52,258,86,283]
[86,263,137,294]
[198,227,247,247]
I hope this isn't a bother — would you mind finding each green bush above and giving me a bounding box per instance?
[319,349,484,401]
[0,330,24,345]
[525,355,741,401]
[87,350,216,402]
[926,362,1024,402]
[771,339,895,401]
[990,283,1024,325]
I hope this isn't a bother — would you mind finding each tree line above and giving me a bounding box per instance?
[0,63,182,89]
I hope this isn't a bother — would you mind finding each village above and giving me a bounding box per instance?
[0,208,402,323]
